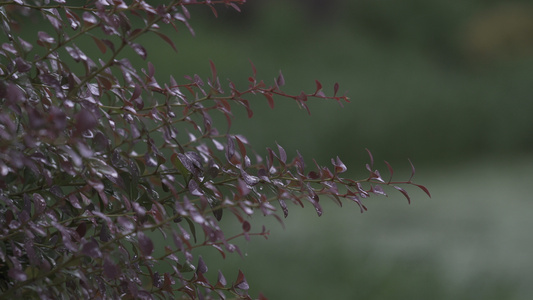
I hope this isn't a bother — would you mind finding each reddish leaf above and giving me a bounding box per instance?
[215,270,227,288]
[394,186,411,204]
[209,59,217,81]
[408,158,416,182]
[154,31,177,52]
[365,148,374,168]
[314,79,322,94]
[235,136,247,157]
[233,270,249,290]
[414,184,431,198]
[263,92,275,109]
[91,36,107,54]
[249,59,257,78]
[242,220,251,232]
[332,156,347,174]
[334,82,339,96]
[384,160,394,183]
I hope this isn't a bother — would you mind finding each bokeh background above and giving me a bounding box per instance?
[140,0,533,299]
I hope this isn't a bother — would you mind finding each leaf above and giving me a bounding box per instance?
[235,135,247,157]
[197,256,208,274]
[171,153,191,178]
[188,179,203,196]
[184,217,197,243]
[276,70,285,88]
[278,199,288,218]
[137,231,154,256]
[264,92,275,109]
[90,36,107,54]
[130,43,147,60]
[103,257,121,279]
[81,239,102,258]
[154,31,177,52]
[240,169,259,186]
[215,270,227,288]
[414,184,431,198]
[233,270,249,290]
[209,59,217,81]
[314,79,322,95]
[365,148,374,168]
[82,12,98,26]
[242,220,251,232]
[408,158,416,182]
[332,156,347,174]
[277,143,286,164]
[384,160,394,183]
[334,82,339,96]
[394,186,411,204]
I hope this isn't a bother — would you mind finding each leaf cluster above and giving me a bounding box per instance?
[0,1,429,299]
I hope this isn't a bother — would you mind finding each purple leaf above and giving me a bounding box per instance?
[365,148,374,168]
[75,110,97,133]
[82,11,98,25]
[103,257,121,279]
[414,184,431,198]
[154,31,177,52]
[215,270,227,288]
[32,193,46,215]
[332,156,347,174]
[242,220,251,232]
[137,231,154,256]
[384,160,394,183]
[276,70,285,88]
[197,256,208,274]
[233,270,249,290]
[278,199,288,218]
[43,8,62,31]
[277,143,286,164]
[37,31,55,46]
[81,239,102,258]
[8,267,27,282]
[394,186,411,204]
[240,168,259,186]
[264,92,275,109]
[188,179,203,196]
[130,43,147,60]
[408,158,416,182]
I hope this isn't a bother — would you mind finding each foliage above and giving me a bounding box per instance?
[0,1,429,299]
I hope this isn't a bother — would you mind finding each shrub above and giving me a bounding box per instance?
[0,1,430,299]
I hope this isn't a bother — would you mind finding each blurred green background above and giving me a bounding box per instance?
[139,1,533,299]
[139,0,533,299]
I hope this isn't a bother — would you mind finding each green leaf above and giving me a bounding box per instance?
[184,217,197,243]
